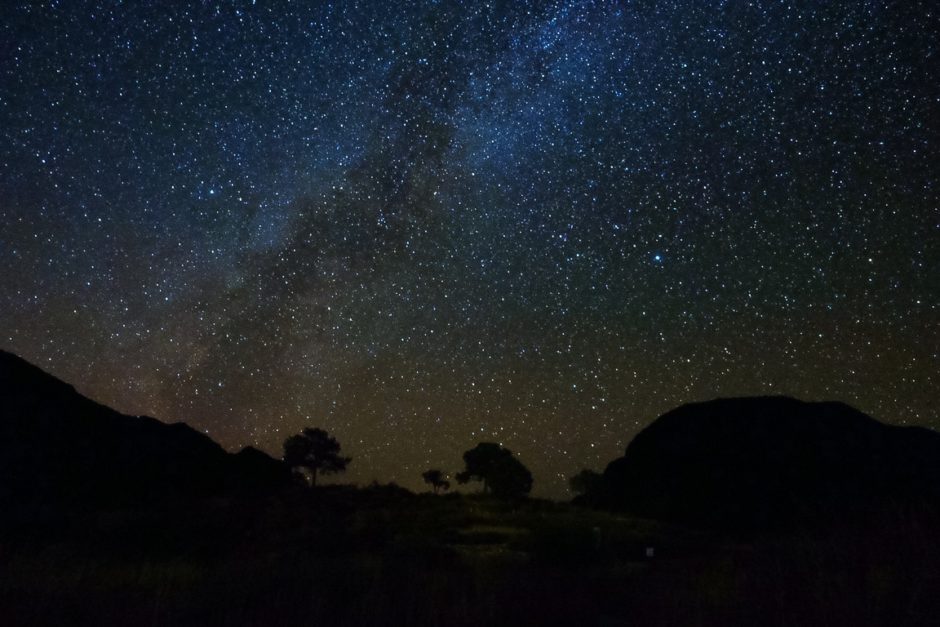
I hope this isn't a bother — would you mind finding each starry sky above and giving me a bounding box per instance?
[1,0,937,497]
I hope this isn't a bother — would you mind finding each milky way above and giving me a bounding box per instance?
[1,1,937,496]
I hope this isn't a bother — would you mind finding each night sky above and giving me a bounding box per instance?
[1,1,936,497]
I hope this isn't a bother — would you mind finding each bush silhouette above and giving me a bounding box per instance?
[283,428,351,486]
[456,442,532,498]
[569,469,603,496]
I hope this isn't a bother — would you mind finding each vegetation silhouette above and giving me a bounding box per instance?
[569,469,603,498]
[283,427,351,486]
[455,442,533,498]
[421,468,450,493]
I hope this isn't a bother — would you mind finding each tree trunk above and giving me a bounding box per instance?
[311,468,317,486]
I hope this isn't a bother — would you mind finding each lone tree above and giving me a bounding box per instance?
[456,442,533,498]
[283,428,351,486]
[421,469,451,494]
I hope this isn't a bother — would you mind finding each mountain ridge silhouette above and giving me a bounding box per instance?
[0,349,288,508]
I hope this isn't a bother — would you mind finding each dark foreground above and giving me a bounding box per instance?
[2,487,938,627]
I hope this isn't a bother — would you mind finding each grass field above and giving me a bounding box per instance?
[2,487,938,626]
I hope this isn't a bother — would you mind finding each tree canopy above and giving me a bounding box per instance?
[283,427,350,486]
[455,442,532,498]
[421,469,450,494]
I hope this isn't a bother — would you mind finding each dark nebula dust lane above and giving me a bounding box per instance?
[1,1,937,497]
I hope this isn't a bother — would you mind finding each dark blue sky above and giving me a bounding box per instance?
[1,1,936,496]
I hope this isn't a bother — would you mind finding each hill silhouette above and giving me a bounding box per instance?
[585,396,940,531]
[0,350,289,508]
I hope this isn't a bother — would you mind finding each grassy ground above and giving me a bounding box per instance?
[2,487,938,626]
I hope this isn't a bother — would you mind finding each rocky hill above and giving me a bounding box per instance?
[0,350,288,508]
[588,396,940,531]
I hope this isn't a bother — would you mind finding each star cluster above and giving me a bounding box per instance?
[1,1,936,496]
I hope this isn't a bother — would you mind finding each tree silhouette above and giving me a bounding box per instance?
[455,442,532,498]
[283,428,351,486]
[421,469,451,494]
[569,469,604,496]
